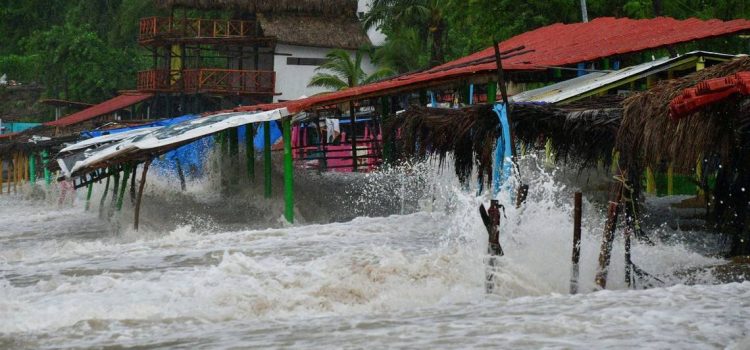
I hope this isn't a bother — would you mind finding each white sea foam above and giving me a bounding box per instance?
[0,155,745,348]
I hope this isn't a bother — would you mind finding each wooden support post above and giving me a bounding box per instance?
[246,125,255,182]
[263,121,272,198]
[134,159,152,231]
[110,169,121,210]
[130,165,137,202]
[29,152,36,185]
[175,158,187,191]
[624,223,633,288]
[595,185,623,289]
[12,153,17,194]
[0,158,3,194]
[23,153,29,183]
[350,103,358,172]
[570,192,583,294]
[283,116,294,223]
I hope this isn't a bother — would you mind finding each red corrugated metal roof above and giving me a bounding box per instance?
[45,93,153,128]
[669,71,750,119]
[232,16,750,114]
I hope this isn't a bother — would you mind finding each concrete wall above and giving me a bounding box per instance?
[273,44,377,102]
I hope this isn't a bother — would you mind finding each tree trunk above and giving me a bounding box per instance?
[429,21,446,67]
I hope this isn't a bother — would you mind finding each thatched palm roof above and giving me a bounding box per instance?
[155,0,358,17]
[258,13,371,49]
[616,57,750,172]
[385,97,624,185]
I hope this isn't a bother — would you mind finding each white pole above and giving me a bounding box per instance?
[580,0,589,22]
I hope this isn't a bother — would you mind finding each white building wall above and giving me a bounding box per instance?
[273,43,378,102]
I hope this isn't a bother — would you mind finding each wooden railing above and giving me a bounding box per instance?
[137,69,275,95]
[139,17,255,42]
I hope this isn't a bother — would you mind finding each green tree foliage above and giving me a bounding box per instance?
[23,23,141,103]
[0,0,156,106]
[308,49,394,91]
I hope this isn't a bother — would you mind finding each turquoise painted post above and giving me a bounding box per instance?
[29,152,36,184]
[263,121,272,198]
[41,149,51,186]
[469,84,474,105]
[283,117,294,223]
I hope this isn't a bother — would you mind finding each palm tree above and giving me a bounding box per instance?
[363,0,448,67]
[307,49,393,91]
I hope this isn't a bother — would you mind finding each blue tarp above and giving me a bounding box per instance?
[80,115,283,180]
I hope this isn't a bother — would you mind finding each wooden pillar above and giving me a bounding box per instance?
[134,159,152,231]
[283,116,294,223]
[175,158,187,191]
[570,192,583,294]
[110,169,121,210]
[595,184,623,289]
[130,165,137,202]
[263,121,272,198]
[0,157,4,194]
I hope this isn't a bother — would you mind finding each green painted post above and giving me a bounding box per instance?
[263,121,272,198]
[41,149,51,186]
[283,117,294,223]
[85,180,94,211]
[487,82,497,103]
[246,125,255,182]
[116,165,132,211]
[29,152,36,184]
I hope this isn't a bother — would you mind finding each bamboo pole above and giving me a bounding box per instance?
[570,192,583,294]
[263,121,272,198]
[283,116,294,223]
[134,159,152,231]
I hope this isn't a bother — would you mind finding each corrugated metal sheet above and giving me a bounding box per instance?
[232,17,750,114]
[45,93,153,128]
[512,51,736,104]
